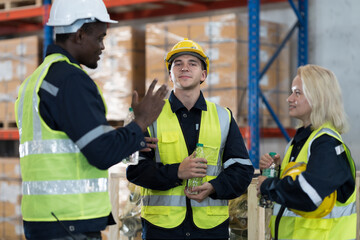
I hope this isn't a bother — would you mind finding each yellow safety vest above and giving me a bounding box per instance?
[141,99,234,229]
[15,54,112,221]
[270,122,357,240]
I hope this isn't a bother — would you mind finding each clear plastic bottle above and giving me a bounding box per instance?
[259,152,277,208]
[187,143,206,194]
[122,107,139,165]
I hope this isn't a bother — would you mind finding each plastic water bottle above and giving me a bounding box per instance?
[122,107,139,165]
[187,143,206,194]
[259,152,277,208]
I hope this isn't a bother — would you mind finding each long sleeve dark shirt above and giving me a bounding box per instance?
[23,44,146,239]
[127,91,254,240]
[260,125,355,212]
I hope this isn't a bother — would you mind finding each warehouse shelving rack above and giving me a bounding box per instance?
[0,0,306,168]
[248,0,307,167]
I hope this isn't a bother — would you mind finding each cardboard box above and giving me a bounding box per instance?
[87,26,146,122]
[0,36,39,85]
[203,88,239,118]
[0,158,21,179]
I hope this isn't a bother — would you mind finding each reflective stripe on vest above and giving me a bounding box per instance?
[271,123,357,240]
[273,201,356,219]
[23,178,108,195]
[15,54,112,221]
[142,195,227,207]
[141,99,240,229]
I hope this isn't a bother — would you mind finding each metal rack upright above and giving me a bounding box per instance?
[247,0,308,168]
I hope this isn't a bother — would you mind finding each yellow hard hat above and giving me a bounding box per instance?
[165,38,209,76]
[281,162,336,218]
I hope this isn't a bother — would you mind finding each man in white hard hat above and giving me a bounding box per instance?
[127,39,254,240]
[15,0,167,239]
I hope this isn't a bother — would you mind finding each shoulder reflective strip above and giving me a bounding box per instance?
[335,144,345,155]
[308,128,342,159]
[207,165,218,176]
[17,56,65,141]
[40,80,59,96]
[216,104,230,150]
[20,139,80,158]
[17,77,31,132]
[150,122,161,163]
[142,195,185,207]
[215,104,230,175]
[224,158,253,169]
[33,56,66,141]
[298,173,322,206]
[22,178,108,195]
[284,139,293,155]
[76,125,115,149]
[191,198,227,207]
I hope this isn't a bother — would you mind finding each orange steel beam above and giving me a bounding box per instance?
[0,0,288,22]
[0,129,19,140]
[0,22,42,35]
[240,127,296,139]
[0,6,44,22]
[110,0,248,20]
[104,0,165,8]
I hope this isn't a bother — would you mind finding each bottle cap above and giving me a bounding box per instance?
[196,143,204,147]
[269,152,277,157]
[129,107,133,112]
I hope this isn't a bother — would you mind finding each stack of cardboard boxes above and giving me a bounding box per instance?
[87,26,146,125]
[0,35,39,239]
[0,11,293,240]
[0,35,40,129]
[0,158,25,239]
[146,13,291,128]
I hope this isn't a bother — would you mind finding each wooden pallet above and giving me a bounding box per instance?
[0,0,42,12]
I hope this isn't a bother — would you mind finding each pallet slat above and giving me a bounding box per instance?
[0,0,42,12]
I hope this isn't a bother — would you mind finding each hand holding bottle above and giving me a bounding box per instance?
[178,145,207,180]
[258,152,278,208]
[259,152,280,171]
[186,143,207,194]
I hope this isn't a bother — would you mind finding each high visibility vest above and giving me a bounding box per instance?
[140,99,253,229]
[270,122,357,240]
[15,54,112,221]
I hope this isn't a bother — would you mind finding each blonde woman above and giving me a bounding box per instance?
[257,64,356,240]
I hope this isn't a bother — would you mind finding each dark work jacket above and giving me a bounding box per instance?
[23,44,146,240]
[260,125,355,211]
[127,91,254,240]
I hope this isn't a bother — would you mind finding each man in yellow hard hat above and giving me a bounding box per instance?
[15,0,167,239]
[127,38,254,240]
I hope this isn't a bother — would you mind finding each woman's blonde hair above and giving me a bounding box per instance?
[298,64,349,133]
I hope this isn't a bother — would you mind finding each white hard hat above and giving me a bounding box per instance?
[47,0,117,33]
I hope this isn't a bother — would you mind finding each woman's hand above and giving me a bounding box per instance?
[259,153,281,170]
